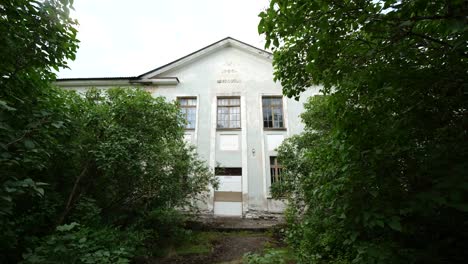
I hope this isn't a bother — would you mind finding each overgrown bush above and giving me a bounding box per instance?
[261,0,467,263]
[0,86,217,262]
[243,248,292,264]
[1,1,216,262]
[139,208,188,244]
[22,223,147,264]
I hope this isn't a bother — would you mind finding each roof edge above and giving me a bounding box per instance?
[56,37,271,82]
[56,76,139,81]
[56,76,179,82]
[138,37,272,79]
[55,77,179,87]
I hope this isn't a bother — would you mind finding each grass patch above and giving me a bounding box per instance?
[172,230,265,256]
[173,231,221,256]
[243,247,297,264]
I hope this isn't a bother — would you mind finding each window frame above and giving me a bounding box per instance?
[269,156,283,185]
[262,96,286,130]
[177,97,197,130]
[216,96,241,130]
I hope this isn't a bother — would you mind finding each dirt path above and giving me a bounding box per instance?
[149,233,274,264]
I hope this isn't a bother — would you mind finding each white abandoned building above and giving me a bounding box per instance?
[56,37,319,218]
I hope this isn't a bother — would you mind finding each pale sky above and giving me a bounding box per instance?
[58,0,270,78]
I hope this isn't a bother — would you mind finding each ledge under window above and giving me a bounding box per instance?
[216,128,242,131]
[263,127,287,131]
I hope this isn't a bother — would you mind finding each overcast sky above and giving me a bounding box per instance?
[57,0,270,78]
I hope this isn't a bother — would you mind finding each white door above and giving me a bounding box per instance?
[214,175,242,216]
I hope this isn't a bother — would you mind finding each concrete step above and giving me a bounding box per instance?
[188,216,285,231]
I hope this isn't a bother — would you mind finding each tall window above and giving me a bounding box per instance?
[270,156,283,184]
[262,97,284,128]
[178,97,197,129]
[217,97,241,129]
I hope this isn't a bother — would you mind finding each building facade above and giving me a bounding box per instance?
[56,37,320,218]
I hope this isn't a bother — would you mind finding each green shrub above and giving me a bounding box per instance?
[260,0,467,262]
[22,223,147,264]
[69,197,102,226]
[243,248,292,264]
[1,1,216,262]
[137,208,191,256]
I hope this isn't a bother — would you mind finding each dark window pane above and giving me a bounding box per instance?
[262,96,284,128]
[215,167,242,175]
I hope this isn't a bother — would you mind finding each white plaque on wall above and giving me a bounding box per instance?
[267,135,284,151]
[219,134,239,151]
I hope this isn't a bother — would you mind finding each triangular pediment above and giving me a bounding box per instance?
[138,37,272,80]
[56,37,271,87]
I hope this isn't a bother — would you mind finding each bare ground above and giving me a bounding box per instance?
[142,233,274,264]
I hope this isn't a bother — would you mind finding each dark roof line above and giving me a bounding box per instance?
[230,37,272,55]
[56,76,178,81]
[137,36,271,78]
[57,76,138,81]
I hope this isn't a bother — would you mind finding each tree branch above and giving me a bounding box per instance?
[6,117,48,147]
[409,32,453,48]
[56,161,90,226]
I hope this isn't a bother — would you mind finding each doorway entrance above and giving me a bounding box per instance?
[213,168,242,217]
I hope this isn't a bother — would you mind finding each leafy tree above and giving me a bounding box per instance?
[260,0,467,263]
[14,87,217,263]
[55,88,217,225]
[0,0,79,260]
[0,0,78,84]
[0,1,216,262]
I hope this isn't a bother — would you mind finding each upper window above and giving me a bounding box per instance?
[178,97,197,129]
[270,156,283,184]
[262,97,284,129]
[217,97,241,129]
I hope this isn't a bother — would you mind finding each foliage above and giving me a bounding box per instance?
[260,0,467,263]
[1,86,217,262]
[63,88,216,220]
[22,223,147,264]
[137,207,189,255]
[243,248,293,264]
[0,0,78,92]
[1,0,79,260]
[0,1,216,263]
[259,0,467,98]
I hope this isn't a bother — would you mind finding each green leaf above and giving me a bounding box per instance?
[399,21,412,27]
[56,222,79,232]
[258,19,265,34]
[36,187,45,196]
[388,217,402,232]
[24,139,35,149]
[0,99,16,111]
